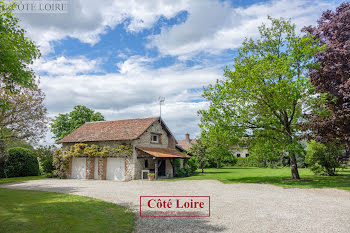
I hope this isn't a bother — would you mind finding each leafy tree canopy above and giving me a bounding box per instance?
[303,3,350,150]
[199,17,321,179]
[187,138,208,173]
[200,122,238,169]
[51,105,105,142]
[0,1,40,109]
[0,83,48,143]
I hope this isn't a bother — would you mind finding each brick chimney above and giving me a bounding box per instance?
[185,133,190,143]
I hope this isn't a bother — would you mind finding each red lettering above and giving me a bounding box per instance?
[176,199,205,208]
[199,202,204,208]
[148,199,156,208]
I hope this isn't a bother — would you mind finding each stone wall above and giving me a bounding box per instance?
[86,157,95,179]
[132,121,169,148]
[168,135,176,149]
[166,159,173,177]
[96,157,107,180]
[68,158,72,178]
[124,156,133,181]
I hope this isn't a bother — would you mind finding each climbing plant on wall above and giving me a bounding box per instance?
[67,143,133,157]
[52,149,70,179]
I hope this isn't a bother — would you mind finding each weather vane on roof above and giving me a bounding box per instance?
[158,96,165,119]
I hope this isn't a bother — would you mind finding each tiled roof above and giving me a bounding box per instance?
[177,139,197,150]
[137,147,191,158]
[59,117,159,143]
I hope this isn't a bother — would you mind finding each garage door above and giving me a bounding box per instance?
[106,158,125,181]
[71,157,86,179]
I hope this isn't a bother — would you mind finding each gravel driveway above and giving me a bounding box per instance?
[1,179,350,233]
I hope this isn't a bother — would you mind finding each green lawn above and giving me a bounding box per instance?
[168,167,350,191]
[0,188,135,233]
[0,176,46,185]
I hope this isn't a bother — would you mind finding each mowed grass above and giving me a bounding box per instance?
[168,167,350,191]
[0,176,45,185]
[0,188,135,233]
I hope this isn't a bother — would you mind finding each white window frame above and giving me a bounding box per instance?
[151,135,159,143]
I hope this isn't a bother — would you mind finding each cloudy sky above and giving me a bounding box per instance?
[13,0,344,145]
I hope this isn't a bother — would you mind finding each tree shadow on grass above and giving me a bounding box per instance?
[0,182,82,194]
[0,188,135,233]
[196,171,232,174]
[219,167,257,170]
[225,175,350,190]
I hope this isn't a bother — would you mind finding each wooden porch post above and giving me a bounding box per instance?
[169,158,176,177]
[155,158,158,180]
[155,159,164,180]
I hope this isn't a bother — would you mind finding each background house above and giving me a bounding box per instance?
[177,133,197,151]
[231,145,250,158]
[177,133,249,158]
[59,117,189,181]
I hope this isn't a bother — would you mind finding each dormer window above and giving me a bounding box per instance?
[151,135,159,143]
[150,132,162,144]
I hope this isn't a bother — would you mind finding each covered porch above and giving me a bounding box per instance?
[136,147,190,179]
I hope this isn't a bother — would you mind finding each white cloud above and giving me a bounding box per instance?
[149,0,336,58]
[116,55,155,74]
[16,0,189,54]
[38,56,219,139]
[16,0,336,56]
[33,56,101,76]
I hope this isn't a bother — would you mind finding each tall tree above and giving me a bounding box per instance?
[0,1,41,158]
[0,1,41,109]
[188,138,208,173]
[51,105,105,142]
[0,84,48,143]
[200,120,238,169]
[200,17,320,179]
[302,3,350,151]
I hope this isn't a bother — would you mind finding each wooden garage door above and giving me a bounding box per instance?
[71,157,86,179]
[106,158,125,181]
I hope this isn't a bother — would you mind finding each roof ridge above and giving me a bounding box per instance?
[85,116,159,124]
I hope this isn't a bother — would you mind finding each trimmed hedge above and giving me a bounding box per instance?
[4,147,39,177]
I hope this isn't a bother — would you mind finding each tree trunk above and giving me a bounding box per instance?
[216,162,220,169]
[290,153,300,179]
[0,139,6,162]
[0,139,7,178]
